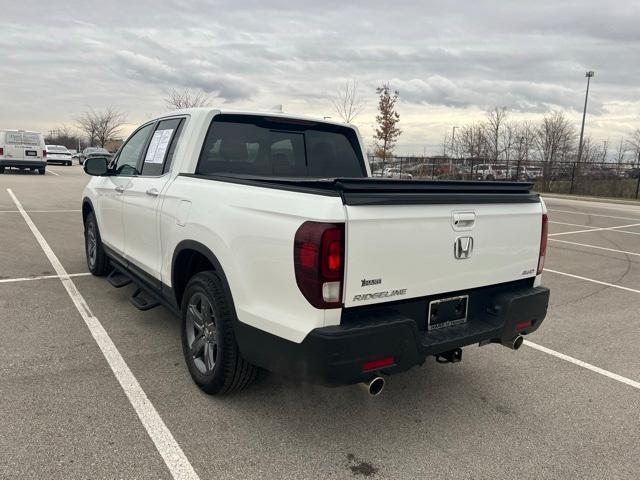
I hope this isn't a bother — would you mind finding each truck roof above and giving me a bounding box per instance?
[155,107,351,128]
[1,129,42,134]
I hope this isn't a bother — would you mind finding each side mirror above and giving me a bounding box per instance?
[84,156,110,176]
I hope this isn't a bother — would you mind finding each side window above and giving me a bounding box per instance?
[141,118,184,176]
[114,123,155,176]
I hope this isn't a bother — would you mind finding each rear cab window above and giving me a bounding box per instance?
[197,114,366,178]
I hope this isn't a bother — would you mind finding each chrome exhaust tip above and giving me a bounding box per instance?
[502,335,524,350]
[361,376,385,396]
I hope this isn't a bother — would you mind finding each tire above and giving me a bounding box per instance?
[486,174,495,181]
[38,168,46,175]
[0,166,4,174]
[84,211,110,276]
[67,161,72,166]
[181,271,256,394]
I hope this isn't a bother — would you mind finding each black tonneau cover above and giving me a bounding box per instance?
[181,173,540,205]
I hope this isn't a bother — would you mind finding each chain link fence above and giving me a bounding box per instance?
[369,156,640,200]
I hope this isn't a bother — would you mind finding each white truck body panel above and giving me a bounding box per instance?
[343,202,543,307]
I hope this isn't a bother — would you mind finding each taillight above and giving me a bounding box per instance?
[294,221,344,308]
[537,213,548,274]
[43,150,47,158]
[0,147,4,156]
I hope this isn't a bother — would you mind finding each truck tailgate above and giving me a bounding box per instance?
[343,200,543,308]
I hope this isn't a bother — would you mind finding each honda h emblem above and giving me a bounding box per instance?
[454,236,474,259]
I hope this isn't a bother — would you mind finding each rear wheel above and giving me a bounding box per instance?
[0,166,4,174]
[84,211,110,276]
[38,168,45,175]
[181,271,256,394]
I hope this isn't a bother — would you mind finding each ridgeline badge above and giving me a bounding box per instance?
[353,289,407,302]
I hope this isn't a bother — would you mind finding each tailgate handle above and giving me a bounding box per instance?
[452,212,475,230]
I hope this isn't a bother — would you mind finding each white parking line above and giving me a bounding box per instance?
[548,208,640,222]
[549,239,640,257]
[548,222,640,237]
[544,268,640,294]
[549,221,599,229]
[7,188,200,480]
[46,170,60,176]
[0,272,90,284]
[0,209,81,213]
[608,229,640,236]
[524,341,640,391]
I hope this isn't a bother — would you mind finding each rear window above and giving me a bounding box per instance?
[5,132,41,146]
[47,146,69,153]
[197,114,365,178]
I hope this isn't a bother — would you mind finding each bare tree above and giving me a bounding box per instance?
[512,121,536,180]
[613,136,627,176]
[486,107,509,163]
[44,124,82,151]
[625,129,640,167]
[535,111,576,187]
[332,80,364,123]
[502,120,518,174]
[601,139,609,166]
[165,88,211,109]
[76,108,127,148]
[374,83,401,166]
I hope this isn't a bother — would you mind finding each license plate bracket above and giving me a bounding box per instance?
[427,295,469,330]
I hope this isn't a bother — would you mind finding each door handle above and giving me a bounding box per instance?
[146,188,159,197]
[114,186,125,193]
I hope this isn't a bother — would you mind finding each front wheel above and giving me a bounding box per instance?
[84,211,110,276]
[181,271,256,394]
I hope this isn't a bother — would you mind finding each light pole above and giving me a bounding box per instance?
[450,126,458,174]
[572,70,594,193]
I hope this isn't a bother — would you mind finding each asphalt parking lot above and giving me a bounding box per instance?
[1,165,639,480]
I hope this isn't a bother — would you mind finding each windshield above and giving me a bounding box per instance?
[197,114,366,178]
[47,146,69,153]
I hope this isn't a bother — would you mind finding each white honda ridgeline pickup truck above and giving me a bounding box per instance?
[82,108,550,396]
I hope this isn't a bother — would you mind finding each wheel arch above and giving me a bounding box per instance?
[82,197,95,223]
[171,240,235,311]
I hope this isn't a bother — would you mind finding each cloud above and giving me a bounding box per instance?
[0,0,638,153]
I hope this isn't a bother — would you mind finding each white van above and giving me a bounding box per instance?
[0,130,47,174]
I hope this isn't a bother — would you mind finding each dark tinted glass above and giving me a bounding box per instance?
[114,123,154,176]
[197,115,365,178]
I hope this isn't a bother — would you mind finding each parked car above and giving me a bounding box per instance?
[82,108,550,396]
[0,129,47,174]
[85,151,113,164]
[383,167,413,179]
[522,166,543,180]
[78,147,111,165]
[472,164,496,180]
[45,145,73,166]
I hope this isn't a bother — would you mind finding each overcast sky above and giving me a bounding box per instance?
[1,0,638,154]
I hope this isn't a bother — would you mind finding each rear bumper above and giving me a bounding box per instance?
[236,282,550,386]
[0,159,46,168]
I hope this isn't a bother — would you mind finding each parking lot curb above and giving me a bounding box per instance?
[542,193,640,206]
